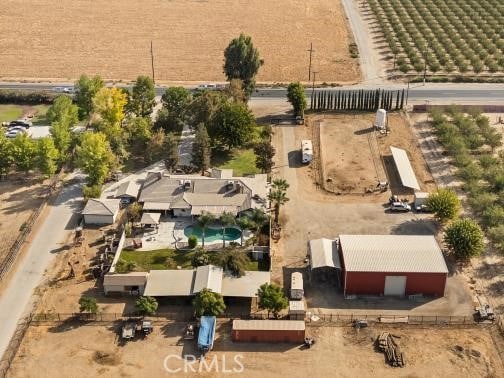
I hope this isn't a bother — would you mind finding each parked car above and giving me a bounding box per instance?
[389,202,411,212]
[9,120,31,128]
[8,126,27,132]
[5,130,20,138]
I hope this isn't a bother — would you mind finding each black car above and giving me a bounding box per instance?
[9,120,31,128]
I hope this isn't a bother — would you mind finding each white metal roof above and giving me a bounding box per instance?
[142,202,171,211]
[140,212,161,225]
[232,320,305,331]
[309,238,341,270]
[82,199,120,216]
[193,265,223,294]
[339,235,448,273]
[221,271,270,297]
[103,272,148,286]
[143,270,195,296]
[390,146,420,190]
[291,272,303,290]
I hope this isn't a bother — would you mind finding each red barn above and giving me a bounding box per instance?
[339,235,448,297]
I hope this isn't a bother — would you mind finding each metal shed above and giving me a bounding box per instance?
[232,320,305,343]
[390,146,420,190]
[339,235,448,297]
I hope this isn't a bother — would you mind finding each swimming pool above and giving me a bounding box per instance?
[184,225,242,242]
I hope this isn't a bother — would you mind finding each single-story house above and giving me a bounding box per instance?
[142,265,270,298]
[137,171,267,216]
[114,181,141,200]
[103,272,148,295]
[82,198,120,225]
[339,234,448,297]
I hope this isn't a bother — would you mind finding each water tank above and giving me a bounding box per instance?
[375,109,387,129]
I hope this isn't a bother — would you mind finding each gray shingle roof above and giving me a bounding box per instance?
[82,199,120,216]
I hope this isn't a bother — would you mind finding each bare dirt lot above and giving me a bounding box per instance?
[320,113,437,195]
[0,177,48,266]
[8,324,503,377]
[0,0,360,84]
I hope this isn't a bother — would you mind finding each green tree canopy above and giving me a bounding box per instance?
[257,283,288,318]
[11,133,37,173]
[215,246,250,277]
[46,95,79,126]
[79,296,98,313]
[444,218,485,259]
[191,247,210,268]
[135,296,158,315]
[125,116,152,148]
[75,132,116,185]
[36,137,59,176]
[50,119,72,160]
[254,141,275,173]
[223,34,263,98]
[209,102,255,149]
[189,90,228,127]
[268,179,290,224]
[163,132,179,172]
[74,74,104,119]
[287,82,307,117]
[192,288,226,316]
[130,75,156,117]
[426,188,461,222]
[196,211,215,247]
[0,132,13,176]
[191,123,211,175]
[160,87,192,133]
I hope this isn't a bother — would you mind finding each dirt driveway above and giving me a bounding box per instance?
[8,323,503,377]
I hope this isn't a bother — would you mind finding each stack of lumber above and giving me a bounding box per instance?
[377,332,405,367]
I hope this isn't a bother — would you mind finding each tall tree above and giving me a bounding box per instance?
[0,132,13,177]
[209,101,255,149]
[145,129,165,164]
[74,74,104,119]
[254,141,275,173]
[192,123,211,175]
[220,212,236,248]
[196,211,215,247]
[135,296,158,315]
[50,119,72,161]
[189,90,227,128]
[268,179,289,224]
[163,132,179,172]
[125,116,152,148]
[11,133,37,174]
[192,288,226,316]
[225,79,247,103]
[287,82,307,117]
[75,132,116,185]
[444,218,485,260]
[36,137,59,176]
[215,246,250,277]
[223,34,263,99]
[46,95,79,126]
[130,75,156,117]
[426,188,461,223]
[160,87,192,133]
[257,283,288,318]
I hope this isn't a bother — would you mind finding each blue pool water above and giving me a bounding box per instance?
[184,225,242,242]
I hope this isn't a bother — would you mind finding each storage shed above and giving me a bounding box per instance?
[103,272,148,295]
[339,235,448,297]
[82,199,120,225]
[232,320,305,343]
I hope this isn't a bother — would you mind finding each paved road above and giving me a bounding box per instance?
[0,175,84,360]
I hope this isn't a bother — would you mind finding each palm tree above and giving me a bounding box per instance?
[196,211,215,248]
[236,216,252,246]
[216,246,250,277]
[220,211,236,248]
[268,189,289,224]
[272,178,289,192]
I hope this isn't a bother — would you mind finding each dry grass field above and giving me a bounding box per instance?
[0,0,360,84]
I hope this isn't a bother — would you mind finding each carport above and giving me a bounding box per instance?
[308,238,341,286]
[390,146,420,190]
[140,212,161,228]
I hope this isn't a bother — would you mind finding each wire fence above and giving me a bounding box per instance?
[0,169,64,282]
[0,316,31,378]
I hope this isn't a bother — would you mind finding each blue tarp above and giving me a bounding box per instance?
[198,316,216,350]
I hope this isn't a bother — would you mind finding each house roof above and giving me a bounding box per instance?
[82,199,120,216]
[309,238,341,270]
[140,212,161,225]
[139,176,183,204]
[339,235,448,273]
[193,265,223,294]
[143,270,195,296]
[142,202,172,211]
[390,146,420,190]
[221,271,270,297]
[115,181,141,198]
[103,272,148,286]
[232,320,305,331]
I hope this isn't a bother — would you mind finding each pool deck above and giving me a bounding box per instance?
[137,216,248,250]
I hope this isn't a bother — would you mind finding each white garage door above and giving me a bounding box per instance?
[384,276,407,296]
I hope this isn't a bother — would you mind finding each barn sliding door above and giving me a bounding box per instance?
[384,276,406,296]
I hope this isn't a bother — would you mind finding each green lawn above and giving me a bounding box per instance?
[0,105,23,123]
[212,148,259,177]
[120,248,195,271]
[31,105,50,125]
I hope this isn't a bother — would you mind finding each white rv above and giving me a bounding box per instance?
[301,140,313,164]
[290,272,304,300]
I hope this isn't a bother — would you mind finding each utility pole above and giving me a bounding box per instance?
[311,71,318,105]
[406,80,410,105]
[307,43,315,81]
[150,40,155,84]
